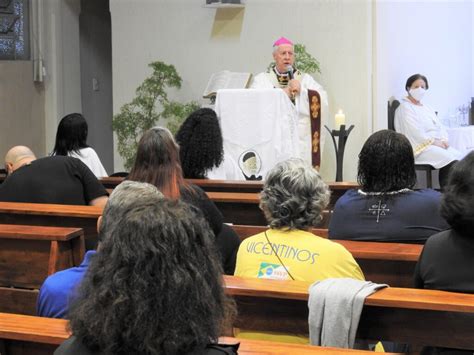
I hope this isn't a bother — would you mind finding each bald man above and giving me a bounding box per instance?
[0,146,108,207]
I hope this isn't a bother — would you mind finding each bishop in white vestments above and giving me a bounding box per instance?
[250,37,328,168]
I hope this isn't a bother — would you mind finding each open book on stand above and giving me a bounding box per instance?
[203,70,252,99]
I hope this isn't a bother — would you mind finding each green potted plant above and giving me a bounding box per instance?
[112,61,199,170]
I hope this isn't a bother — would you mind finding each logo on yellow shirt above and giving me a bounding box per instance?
[258,262,290,280]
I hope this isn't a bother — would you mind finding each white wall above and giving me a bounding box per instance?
[0,0,82,159]
[42,0,82,155]
[110,0,373,180]
[375,0,473,130]
[0,62,45,158]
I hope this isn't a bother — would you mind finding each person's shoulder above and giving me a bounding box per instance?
[54,336,94,355]
[78,147,98,158]
[334,189,361,206]
[204,342,239,355]
[42,265,84,291]
[239,231,266,246]
[340,189,360,199]
[424,229,452,247]
[396,98,414,112]
[43,155,82,165]
[301,73,323,88]
[250,72,271,85]
[31,155,76,169]
[181,183,207,198]
[408,188,442,201]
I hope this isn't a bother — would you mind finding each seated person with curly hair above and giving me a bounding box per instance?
[175,108,224,178]
[234,158,364,343]
[176,108,240,180]
[329,130,448,243]
[55,198,237,355]
[37,180,163,319]
[414,152,474,355]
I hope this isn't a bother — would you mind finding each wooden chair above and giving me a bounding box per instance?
[387,99,435,188]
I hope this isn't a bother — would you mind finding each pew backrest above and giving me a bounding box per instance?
[0,224,86,315]
[224,275,474,349]
[0,202,102,250]
[0,313,396,354]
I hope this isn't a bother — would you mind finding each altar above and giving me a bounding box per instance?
[207,89,300,181]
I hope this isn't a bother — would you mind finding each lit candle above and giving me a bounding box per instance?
[335,109,345,128]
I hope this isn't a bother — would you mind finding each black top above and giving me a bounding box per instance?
[414,229,474,355]
[181,184,241,275]
[181,184,223,236]
[414,229,474,293]
[0,156,107,205]
[54,336,239,355]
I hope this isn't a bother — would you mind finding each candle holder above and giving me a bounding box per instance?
[324,124,354,182]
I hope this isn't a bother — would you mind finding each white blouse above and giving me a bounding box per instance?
[69,147,108,178]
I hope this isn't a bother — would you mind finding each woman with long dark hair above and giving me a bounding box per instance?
[55,198,237,354]
[329,129,448,243]
[128,127,241,274]
[52,113,108,177]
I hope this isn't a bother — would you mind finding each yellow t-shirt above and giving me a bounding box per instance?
[233,228,365,343]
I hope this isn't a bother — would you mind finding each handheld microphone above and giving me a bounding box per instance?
[286,65,294,80]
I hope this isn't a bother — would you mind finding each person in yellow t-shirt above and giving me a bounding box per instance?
[234,158,364,343]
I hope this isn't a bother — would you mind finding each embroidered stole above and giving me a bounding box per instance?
[308,89,321,170]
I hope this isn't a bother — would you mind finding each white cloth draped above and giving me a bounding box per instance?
[447,126,474,159]
[210,88,299,181]
[394,98,462,168]
[251,72,328,166]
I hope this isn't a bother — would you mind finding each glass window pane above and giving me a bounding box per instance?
[0,0,29,60]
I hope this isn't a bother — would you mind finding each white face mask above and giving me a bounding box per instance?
[409,87,426,102]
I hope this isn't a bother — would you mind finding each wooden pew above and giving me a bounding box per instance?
[207,191,265,225]
[98,177,359,210]
[0,202,101,250]
[0,224,85,316]
[0,313,395,355]
[208,192,331,227]
[102,178,348,226]
[100,177,358,199]
[230,224,421,287]
[224,275,474,350]
[0,312,68,355]
[4,280,471,351]
[0,192,326,231]
[189,179,358,210]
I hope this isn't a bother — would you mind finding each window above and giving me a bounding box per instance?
[0,0,29,60]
